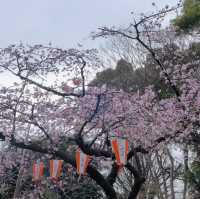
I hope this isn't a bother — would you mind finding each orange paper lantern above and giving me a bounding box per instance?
[111,138,129,166]
[50,160,63,180]
[76,149,91,175]
[32,160,44,182]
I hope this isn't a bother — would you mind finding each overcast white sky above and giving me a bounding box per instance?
[0,0,178,49]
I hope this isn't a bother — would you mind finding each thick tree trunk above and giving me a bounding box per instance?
[128,178,145,199]
[13,125,31,199]
[149,167,165,199]
[13,150,26,199]
[87,166,117,199]
[156,152,168,199]
[183,144,188,199]
[189,145,200,199]
[166,149,175,199]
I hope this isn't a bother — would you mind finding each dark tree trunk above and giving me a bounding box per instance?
[128,177,145,199]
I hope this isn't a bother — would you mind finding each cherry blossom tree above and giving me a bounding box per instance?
[0,4,200,199]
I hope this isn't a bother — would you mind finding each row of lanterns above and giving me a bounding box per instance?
[32,138,129,181]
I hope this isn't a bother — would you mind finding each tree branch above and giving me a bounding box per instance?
[126,163,145,199]
[0,131,117,199]
[106,162,119,186]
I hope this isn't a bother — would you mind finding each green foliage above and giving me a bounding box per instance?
[91,42,200,100]
[41,190,58,199]
[63,183,103,199]
[0,166,19,199]
[90,59,135,92]
[190,42,200,55]
[40,183,103,199]
[173,0,200,31]
[185,161,200,191]
[90,57,172,98]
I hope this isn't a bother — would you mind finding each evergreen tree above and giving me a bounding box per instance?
[173,0,200,31]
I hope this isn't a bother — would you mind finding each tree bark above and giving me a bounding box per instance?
[13,125,31,199]
[189,145,200,199]
[128,178,145,199]
[156,152,168,199]
[183,143,189,199]
[13,150,26,199]
[166,148,175,199]
[126,163,145,199]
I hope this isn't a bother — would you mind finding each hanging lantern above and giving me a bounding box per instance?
[50,160,63,180]
[76,149,91,175]
[111,138,129,166]
[32,160,44,182]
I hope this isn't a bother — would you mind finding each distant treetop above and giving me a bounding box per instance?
[173,0,200,31]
